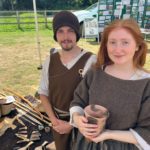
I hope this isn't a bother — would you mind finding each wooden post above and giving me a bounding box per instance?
[44,10,48,28]
[16,11,20,29]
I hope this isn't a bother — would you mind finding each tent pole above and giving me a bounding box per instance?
[33,0,42,69]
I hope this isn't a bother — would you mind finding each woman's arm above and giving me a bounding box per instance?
[91,130,137,144]
[91,129,150,150]
[70,106,84,127]
[130,129,150,150]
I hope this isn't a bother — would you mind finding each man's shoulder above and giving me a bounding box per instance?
[82,49,95,54]
[81,50,96,59]
[49,47,61,55]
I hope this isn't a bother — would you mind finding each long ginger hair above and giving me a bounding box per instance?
[95,19,148,69]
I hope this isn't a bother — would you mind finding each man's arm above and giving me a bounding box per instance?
[40,94,58,126]
[40,94,73,134]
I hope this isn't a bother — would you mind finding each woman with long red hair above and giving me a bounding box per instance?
[70,19,150,150]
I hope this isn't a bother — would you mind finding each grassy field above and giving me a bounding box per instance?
[0,29,150,96]
[0,12,52,32]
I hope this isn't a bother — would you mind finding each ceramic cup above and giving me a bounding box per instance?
[84,104,109,135]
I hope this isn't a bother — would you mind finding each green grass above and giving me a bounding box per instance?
[0,12,52,32]
[0,29,150,96]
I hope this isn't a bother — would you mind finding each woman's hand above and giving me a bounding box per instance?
[91,130,110,143]
[73,113,98,139]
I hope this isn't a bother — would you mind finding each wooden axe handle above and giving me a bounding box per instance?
[3,88,43,119]
[14,102,52,126]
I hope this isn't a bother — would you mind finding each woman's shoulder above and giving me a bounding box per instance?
[132,69,150,80]
[85,67,103,80]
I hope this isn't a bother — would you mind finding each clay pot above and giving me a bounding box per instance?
[0,96,15,116]
[1,103,14,116]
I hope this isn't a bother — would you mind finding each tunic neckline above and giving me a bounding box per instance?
[98,68,149,82]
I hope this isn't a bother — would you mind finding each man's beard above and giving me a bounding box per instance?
[62,46,74,51]
[60,40,74,51]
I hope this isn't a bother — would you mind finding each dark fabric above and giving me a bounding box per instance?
[70,68,150,149]
[48,52,92,112]
[0,110,54,150]
[52,11,80,42]
[73,132,139,150]
[48,51,92,150]
[52,129,72,150]
[54,109,70,122]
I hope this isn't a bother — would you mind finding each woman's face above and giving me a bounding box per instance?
[107,28,137,66]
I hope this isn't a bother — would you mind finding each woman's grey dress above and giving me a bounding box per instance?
[70,68,150,150]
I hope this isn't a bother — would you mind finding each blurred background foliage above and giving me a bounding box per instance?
[0,0,98,10]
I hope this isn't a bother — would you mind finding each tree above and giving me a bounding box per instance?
[0,0,99,10]
[2,0,11,10]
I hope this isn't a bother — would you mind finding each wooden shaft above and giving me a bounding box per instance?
[0,92,7,97]
[3,88,43,118]
[14,102,52,126]
[0,96,5,99]
[15,100,50,122]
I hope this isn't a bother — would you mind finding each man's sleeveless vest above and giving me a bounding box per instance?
[48,51,92,118]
